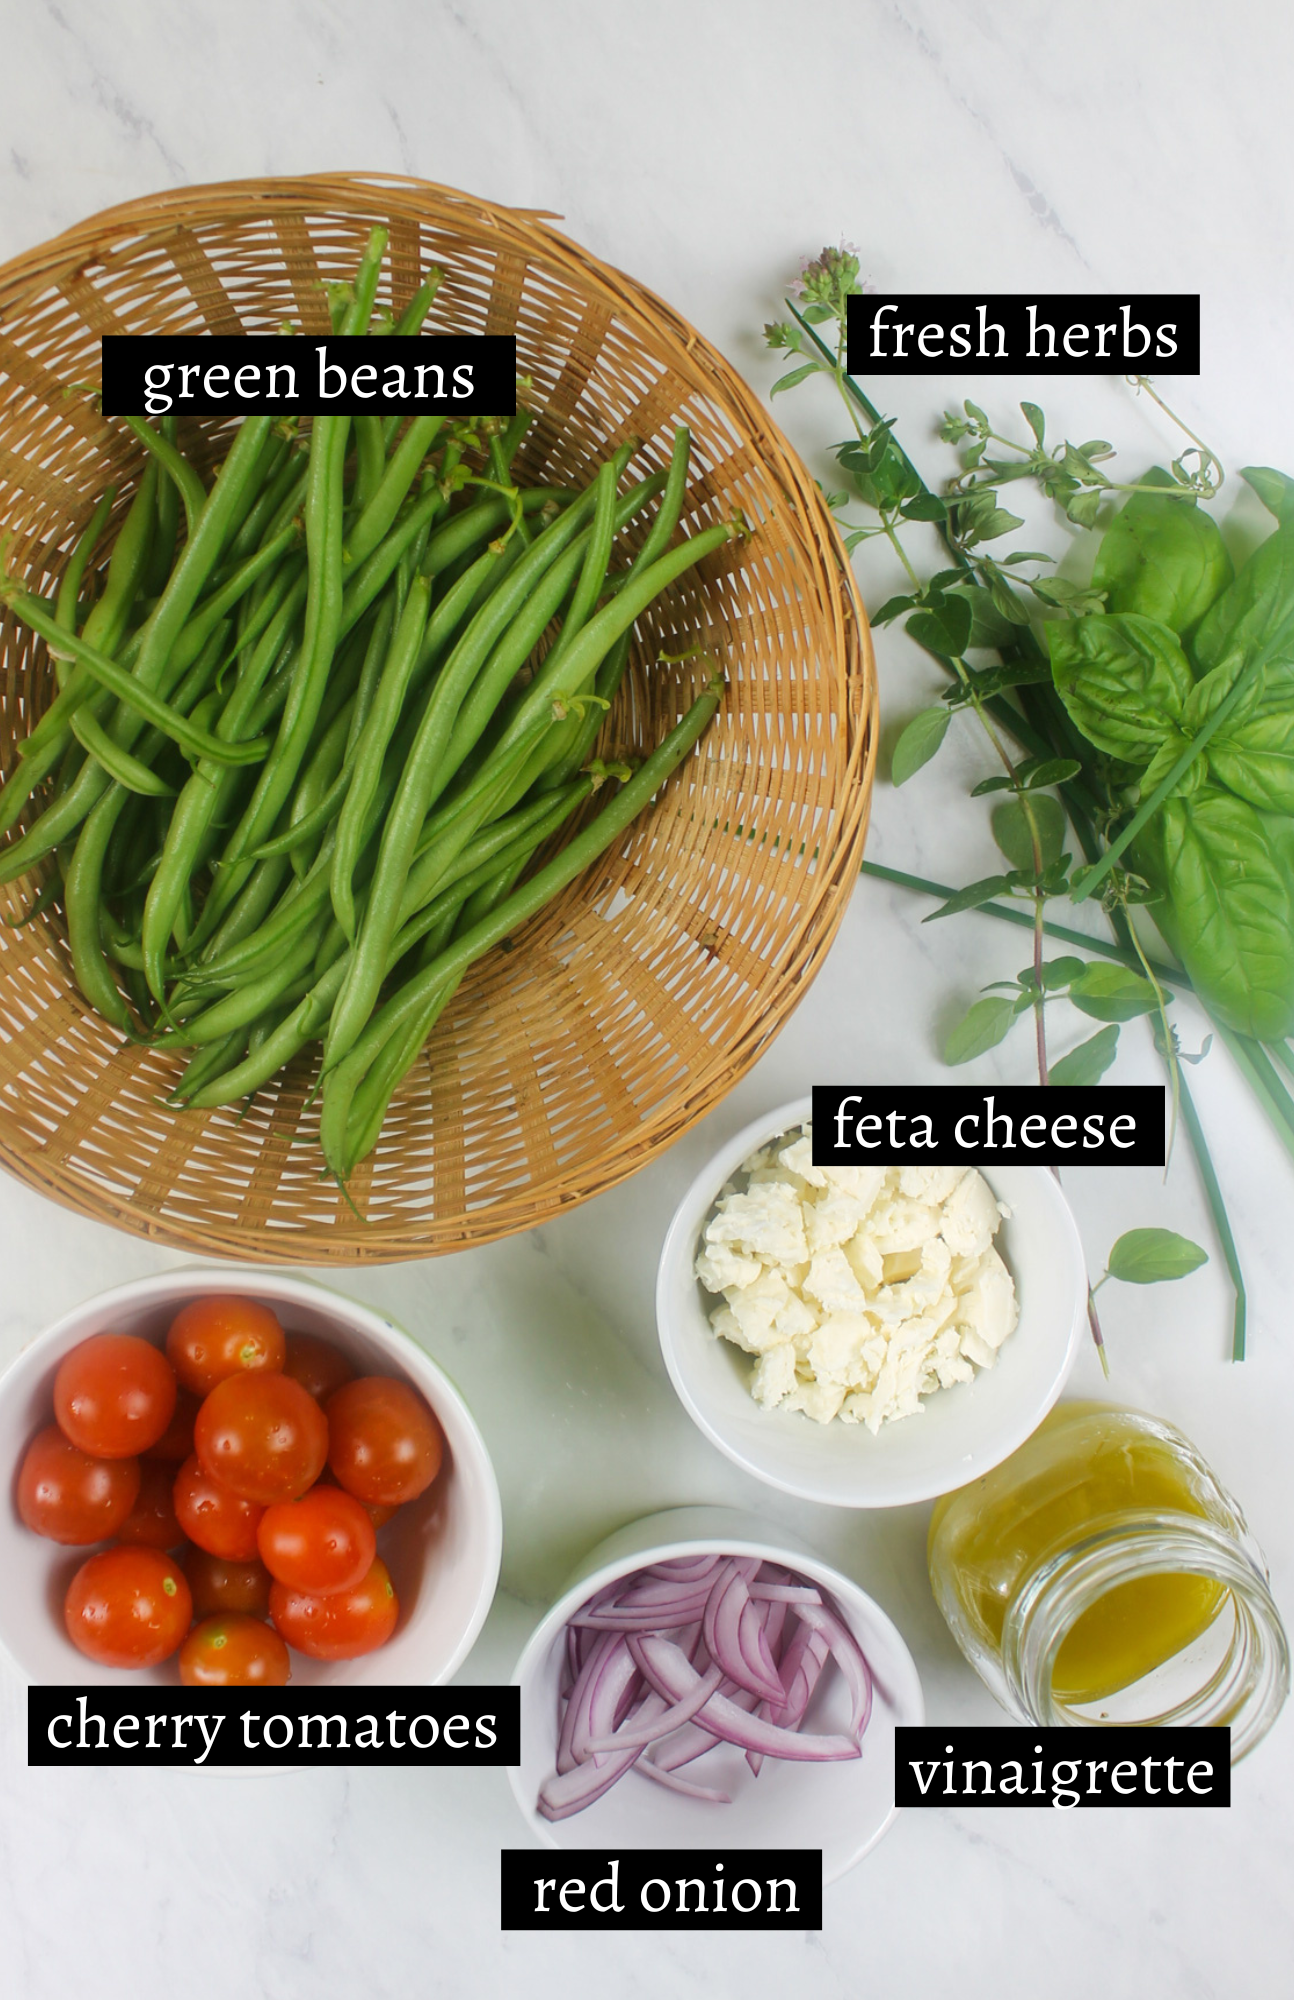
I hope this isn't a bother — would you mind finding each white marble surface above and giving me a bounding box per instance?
[1,3,1292,1994]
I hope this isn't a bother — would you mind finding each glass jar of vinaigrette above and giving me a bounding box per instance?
[927,1401,1289,1759]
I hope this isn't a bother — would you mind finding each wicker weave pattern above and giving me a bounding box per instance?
[0,174,876,1261]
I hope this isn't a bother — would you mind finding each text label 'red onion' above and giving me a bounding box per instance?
[100,335,519,418]
[844,295,1201,374]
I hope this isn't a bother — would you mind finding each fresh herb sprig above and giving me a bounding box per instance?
[761,248,1293,1358]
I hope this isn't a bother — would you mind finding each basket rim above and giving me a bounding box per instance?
[0,173,878,1263]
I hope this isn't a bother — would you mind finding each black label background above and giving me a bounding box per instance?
[895,1726,1230,1807]
[500,1849,823,1930]
[29,1685,518,1767]
[101,334,518,416]
[812,1085,1166,1166]
[845,294,1200,373]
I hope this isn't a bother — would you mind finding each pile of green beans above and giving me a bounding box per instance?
[0,227,738,1178]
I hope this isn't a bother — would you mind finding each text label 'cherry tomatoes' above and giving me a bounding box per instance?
[258,1485,376,1597]
[195,1373,328,1505]
[65,1546,192,1668]
[165,1296,286,1399]
[269,1558,399,1661]
[179,1614,291,1688]
[326,1377,443,1508]
[54,1333,177,1459]
[17,1426,140,1545]
[173,1454,264,1561]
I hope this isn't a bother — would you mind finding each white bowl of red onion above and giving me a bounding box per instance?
[509,1506,924,1884]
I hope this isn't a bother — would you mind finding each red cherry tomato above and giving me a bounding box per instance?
[142,1387,200,1463]
[165,1296,285,1398]
[184,1548,273,1620]
[269,1558,398,1661]
[179,1614,290,1687]
[326,1377,443,1507]
[173,1454,264,1560]
[114,1459,183,1549]
[317,1464,398,1529]
[65,1546,192,1668]
[282,1332,355,1404]
[257,1486,376,1596]
[195,1373,328,1505]
[54,1333,177,1459]
[17,1426,140,1545]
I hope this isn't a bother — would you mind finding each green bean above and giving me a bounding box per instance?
[64,786,133,1029]
[226,434,294,564]
[25,467,159,754]
[193,407,350,931]
[631,427,691,574]
[538,629,633,791]
[193,853,292,965]
[322,484,626,1064]
[330,575,430,940]
[119,416,206,535]
[184,952,350,1108]
[337,969,464,1171]
[391,267,443,341]
[2,866,62,931]
[346,416,444,566]
[172,912,329,1046]
[336,483,447,638]
[0,592,270,767]
[70,710,175,797]
[353,416,386,512]
[142,414,180,598]
[55,489,117,642]
[319,679,722,1170]
[287,694,355,877]
[170,1029,249,1103]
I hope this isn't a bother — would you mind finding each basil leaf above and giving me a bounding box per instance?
[991,795,1066,873]
[1193,517,1294,693]
[891,706,951,785]
[1106,1228,1208,1285]
[1068,963,1162,1021]
[1152,788,1294,1039]
[1048,1024,1120,1085]
[1048,611,1193,763]
[944,996,1019,1065]
[1241,466,1294,523]
[1092,477,1232,636]
[1208,706,1294,813]
[1139,728,1207,802]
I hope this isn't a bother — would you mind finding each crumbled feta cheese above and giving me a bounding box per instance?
[694,1122,1017,1432]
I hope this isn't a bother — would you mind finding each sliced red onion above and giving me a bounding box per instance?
[539,1554,874,1819]
[631,1634,861,1763]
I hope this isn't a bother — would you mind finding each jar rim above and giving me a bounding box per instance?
[1001,1511,1290,1760]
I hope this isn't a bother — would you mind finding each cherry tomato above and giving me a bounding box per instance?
[179,1613,290,1687]
[142,1387,200,1463]
[17,1425,140,1545]
[65,1546,192,1668]
[269,1558,398,1661]
[54,1333,177,1459]
[318,1465,398,1529]
[282,1332,354,1404]
[184,1548,273,1620]
[165,1295,285,1398]
[173,1454,264,1560]
[194,1373,328,1505]
[326,1377,443,1507]
[114,1459,183,1549]
[258,1486,376,1596]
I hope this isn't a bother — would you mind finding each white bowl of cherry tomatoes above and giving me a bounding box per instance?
[1,1267,502,1688]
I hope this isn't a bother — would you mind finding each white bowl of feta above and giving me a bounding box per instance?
[656,1097,1087,1507]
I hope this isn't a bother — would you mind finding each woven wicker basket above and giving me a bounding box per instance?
[0,173,876,1262]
